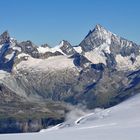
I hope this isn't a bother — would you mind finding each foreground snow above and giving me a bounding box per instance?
[1,94,140,140]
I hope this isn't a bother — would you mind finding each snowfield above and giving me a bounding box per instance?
[1,94,140,140]
[15,55,76,71]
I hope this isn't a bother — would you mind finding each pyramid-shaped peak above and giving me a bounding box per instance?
[94,24,109,32]
[83,24,112,40]
[61,40,71,45]
[80,24,115,51]
[57,40,72,48]
[95,24,103,29]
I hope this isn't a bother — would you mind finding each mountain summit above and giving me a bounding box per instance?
[0,31,10,44]
[80,24,113,51]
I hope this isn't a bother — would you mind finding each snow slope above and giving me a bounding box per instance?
[37,41,65,55]
[116,54,140,71]
[15,55,76,71]
[84,43,110,65]
[1,94,140,140]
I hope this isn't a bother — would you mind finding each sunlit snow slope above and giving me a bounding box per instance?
[1,94,140,140]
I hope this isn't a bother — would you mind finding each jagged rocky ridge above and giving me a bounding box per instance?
[0,24,140,133]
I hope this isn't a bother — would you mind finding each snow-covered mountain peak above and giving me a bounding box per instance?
[91,24,113,44]
[79,25,113,52]
[80,24,139,54]
[56,40,71,49]
[83,24,109,40]
[55,40,65,48]
[94,24,107,32]
[55,40,76,55]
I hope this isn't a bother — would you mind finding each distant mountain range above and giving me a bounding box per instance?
[0,24,140,133]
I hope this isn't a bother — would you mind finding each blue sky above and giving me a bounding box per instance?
[0,0,140,46]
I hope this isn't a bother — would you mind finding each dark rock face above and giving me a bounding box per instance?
[80,25,107,51]
[39,51,63,59]
[0,42,17,72]
[0,118,64,133]
[0,82,66,133]
[0,31,10,45]
[60,40,76,55]
[71,53,90,67]
[104,53,117,69]
[0,83,25,103]
[18,41,39,58]
[91,63,105,71]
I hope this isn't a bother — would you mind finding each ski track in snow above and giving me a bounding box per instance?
[78,123,117,130]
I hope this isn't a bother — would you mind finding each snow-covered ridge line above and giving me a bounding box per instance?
[37,41,65,55]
